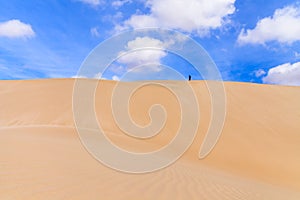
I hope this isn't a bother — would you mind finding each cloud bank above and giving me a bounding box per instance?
[263,62,300,86]
[238,4,300,45]
[118,0,236,36]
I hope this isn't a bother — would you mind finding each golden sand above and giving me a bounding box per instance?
[1,79,300,199]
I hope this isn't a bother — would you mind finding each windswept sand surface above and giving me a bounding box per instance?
[1,79,300,199]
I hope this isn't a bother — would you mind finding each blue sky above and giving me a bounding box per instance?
[0,0,300,85]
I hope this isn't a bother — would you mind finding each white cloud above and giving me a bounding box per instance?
[77,0,103,6]
[254,69,266,77]
[0,19,35,38]
[263,62,300,86]
[238,5,300,45]
[118,36,167,70]
[112,0,132,8]
[72,75,87,79]
[90,27,100,37]
[119,0,236,36]
[112,75,120,81]
[72,73,108,79]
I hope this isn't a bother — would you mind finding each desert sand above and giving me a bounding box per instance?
[1,78,300,199]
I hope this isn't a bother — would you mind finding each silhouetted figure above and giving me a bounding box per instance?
[188,75,191,81]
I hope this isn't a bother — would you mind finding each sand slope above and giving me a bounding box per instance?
[0,79,300,199]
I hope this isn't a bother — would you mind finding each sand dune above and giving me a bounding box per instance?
[1,79,300,199]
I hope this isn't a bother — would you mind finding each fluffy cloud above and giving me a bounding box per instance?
[119,0,236,35]
[238,5,300,45]
[118,36,167,70]
[0,19,35,38]
[77,0,103,6]
[112,75,120,81]
[262,62,300,86]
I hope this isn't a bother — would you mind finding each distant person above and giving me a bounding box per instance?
[188,75,191,81]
